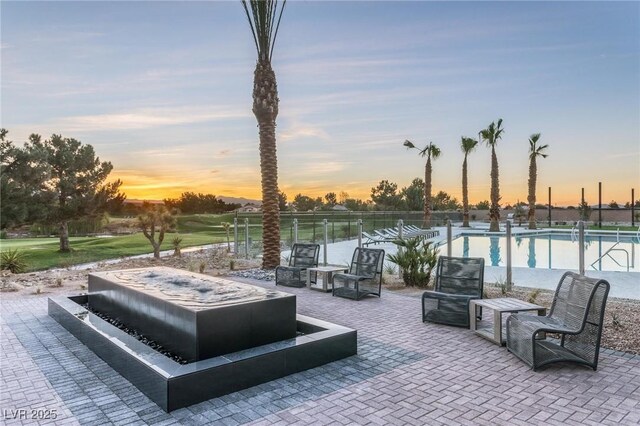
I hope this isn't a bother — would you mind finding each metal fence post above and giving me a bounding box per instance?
[244,218,249,259]
[598,182,602,229]
[312,212,316,242]
[293,218,298,244]
[233,218,238,255]
[323,219,328,266]
[548,187,552,227]
[357,219,363,247]
[578,221,585,275]
[506,220,512,290]
[446,220,452,257]
[632,188,635,227]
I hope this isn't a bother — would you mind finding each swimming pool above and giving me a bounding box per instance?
[441,233,640,272]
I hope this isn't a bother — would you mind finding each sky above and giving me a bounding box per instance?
[2,1,639,206]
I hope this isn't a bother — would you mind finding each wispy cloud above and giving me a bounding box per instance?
[52,105,250,132]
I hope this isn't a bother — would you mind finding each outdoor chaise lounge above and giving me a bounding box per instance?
[422,256,485,327]
[362,231,393,246]
[275,243,320,288]
[506,272,610,371]
[332,248,385,300]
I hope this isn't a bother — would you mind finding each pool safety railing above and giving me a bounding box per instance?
[589,227,630,272]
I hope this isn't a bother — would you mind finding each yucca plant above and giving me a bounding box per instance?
[1,249,28,273]
[387,236,439,287]
[172,235,183,257]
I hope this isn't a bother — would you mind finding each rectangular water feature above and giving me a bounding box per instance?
[88,267,296,362]
[48,267,357,411]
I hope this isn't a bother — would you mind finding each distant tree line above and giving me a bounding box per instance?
[278,181,464,213]
[164,192,240,214]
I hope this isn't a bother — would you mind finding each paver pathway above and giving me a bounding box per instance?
[1,280,639,425]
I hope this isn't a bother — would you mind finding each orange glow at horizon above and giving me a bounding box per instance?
[116,171,637,207]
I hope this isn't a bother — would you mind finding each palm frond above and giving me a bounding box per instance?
[460,136,478,154]
[403,140,416,149]
[241,0,287,61]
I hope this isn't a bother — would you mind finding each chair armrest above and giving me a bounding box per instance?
[333,273,370,282]
[421,291,478,304]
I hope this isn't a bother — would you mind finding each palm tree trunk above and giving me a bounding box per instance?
[253,58,281,269]
[528,157,537,229]
[424,158,432,228]
[462,155,469,227]
[489,146,500,232]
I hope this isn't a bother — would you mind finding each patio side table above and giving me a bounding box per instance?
[306,266,347,292]
[469,298,546,346]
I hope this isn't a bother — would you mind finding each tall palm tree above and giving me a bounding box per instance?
[527,133,548,230]
[460,136,478,227]
[242,0,286,269]
[480,119,504,232]
[403,140,441,228]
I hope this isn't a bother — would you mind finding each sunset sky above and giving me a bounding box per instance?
[2,1,639,206]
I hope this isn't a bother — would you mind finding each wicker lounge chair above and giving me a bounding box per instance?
[275,243,320,288]
[506,272,610,371]
[332,248,385,300]
[422,256,485,327]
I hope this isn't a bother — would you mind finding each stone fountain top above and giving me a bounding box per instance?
[89,267,285,311]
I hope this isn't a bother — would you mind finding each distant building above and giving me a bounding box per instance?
[331,205,349,211]
[236,203,261,213]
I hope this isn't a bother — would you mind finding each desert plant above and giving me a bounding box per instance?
[0,249,28,273]
[0,230,7,239]
[172,236,183,257]
[199,261,206,274]
[229,259,236,270]
[384,264,397,275]
[387,236,439,287]
[527,133,548,229]
[612,312,622,328]
[527,288,541,304]
[138,205,176,259]
[187,260,197,272]
[221,222,232,252]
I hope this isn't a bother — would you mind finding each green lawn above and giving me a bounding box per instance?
[0,233,220,272]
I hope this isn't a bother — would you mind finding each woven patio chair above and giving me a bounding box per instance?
[332,248,385,300]
[422,256,485,327]
[506,272,610,371]
[275,243,320,288]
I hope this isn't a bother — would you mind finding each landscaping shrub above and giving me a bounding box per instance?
[387,236,438,287]
[1,249,28,273]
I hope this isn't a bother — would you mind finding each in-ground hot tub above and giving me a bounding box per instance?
[88,267,296,362]
[49,267,357,411]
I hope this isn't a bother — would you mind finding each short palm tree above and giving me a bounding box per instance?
[527,133,548,229]
[403,140,441,228]
[460,136,478,227]
[480,119,504,232]
[241,0,286,269]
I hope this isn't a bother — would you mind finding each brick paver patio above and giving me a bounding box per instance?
[1,280,639,425]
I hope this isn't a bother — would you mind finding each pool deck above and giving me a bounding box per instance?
[1,278,639,425]
[296,224,640,300]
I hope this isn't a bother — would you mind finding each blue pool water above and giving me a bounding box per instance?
[442,233,640,272]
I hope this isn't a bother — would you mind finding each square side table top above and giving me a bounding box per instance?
[308,266,348,273]
[471,297,545,312]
